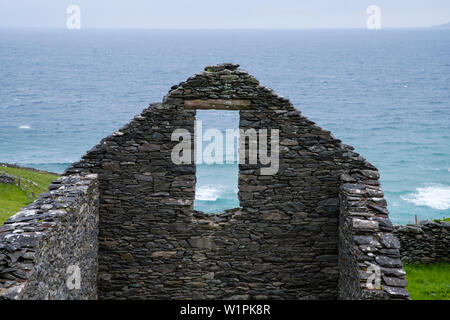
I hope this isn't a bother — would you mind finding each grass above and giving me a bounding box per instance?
[0,166,59,190]
[0,184,30,225]
[0,165,59,225]
[404,262,450,300]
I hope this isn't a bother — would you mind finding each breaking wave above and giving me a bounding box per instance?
[196,185,220,201]
[401,184,450,210]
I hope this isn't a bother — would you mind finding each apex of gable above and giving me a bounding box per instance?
[204,63,240,72]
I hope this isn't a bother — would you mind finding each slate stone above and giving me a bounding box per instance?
[1,63,412,301]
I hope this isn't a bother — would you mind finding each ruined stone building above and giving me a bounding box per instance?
[0,63,415,300]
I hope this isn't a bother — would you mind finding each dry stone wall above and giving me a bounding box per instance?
[0,63,411,300]
[63,63,407,300]
[338,171,409,300]
[0,173,99,300]
[394,221,450,264]
[0,173,15,184]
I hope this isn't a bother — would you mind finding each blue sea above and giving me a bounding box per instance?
[1,29,449,224]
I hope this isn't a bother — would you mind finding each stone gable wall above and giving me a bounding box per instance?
[62,63,407,299]
[0,173,99,300]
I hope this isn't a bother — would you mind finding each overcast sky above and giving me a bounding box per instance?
[1,0,449,29]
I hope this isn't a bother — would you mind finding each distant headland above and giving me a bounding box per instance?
[432,22,450,29]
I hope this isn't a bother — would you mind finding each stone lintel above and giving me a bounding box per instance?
[184,99,251,110]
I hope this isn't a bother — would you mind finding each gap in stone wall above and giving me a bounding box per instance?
[194,110,240,214]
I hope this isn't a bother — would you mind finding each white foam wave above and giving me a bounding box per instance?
[401,184,450,210]
[417,165,440,171]
[196,186,220,201]
[18,125,30,129]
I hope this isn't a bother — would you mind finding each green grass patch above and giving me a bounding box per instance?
[405,262,450,300]
[0,166,59,190]
[0,184,30,225]
[0,165,59,225]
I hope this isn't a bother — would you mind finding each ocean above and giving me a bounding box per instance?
[0,29,449,224]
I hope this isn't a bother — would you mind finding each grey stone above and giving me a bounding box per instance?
[1,63,410,301]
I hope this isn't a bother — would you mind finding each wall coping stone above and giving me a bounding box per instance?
[0,173,99,300]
